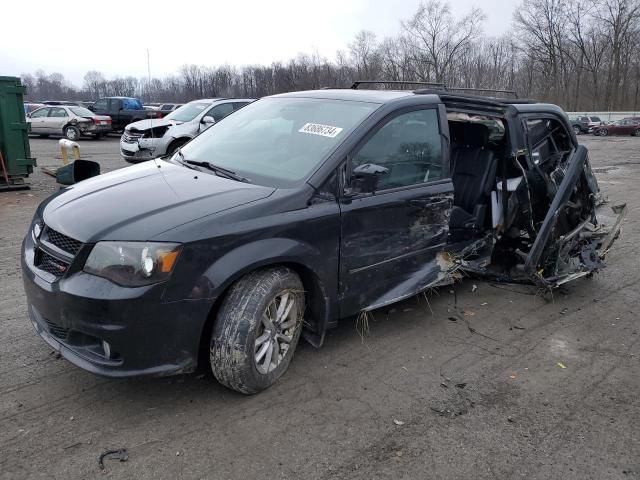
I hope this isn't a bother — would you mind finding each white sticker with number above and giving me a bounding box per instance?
[298,123,343,138]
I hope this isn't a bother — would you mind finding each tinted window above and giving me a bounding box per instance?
[233,102,250,111]
[178,97,377,188]
[207,103,234,122]
[30,108,49,118]
[108,99,122,111]
[93,99,107,111]
[49,108,67,118]
[351,109,443,190]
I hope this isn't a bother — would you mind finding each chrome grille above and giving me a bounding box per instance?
[122,131,144,143]
[43,227,82,255]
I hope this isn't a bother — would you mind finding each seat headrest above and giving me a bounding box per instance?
[449,122,490,147]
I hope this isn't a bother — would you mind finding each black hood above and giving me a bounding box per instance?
[42,161,275,242]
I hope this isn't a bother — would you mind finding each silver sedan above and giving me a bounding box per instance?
[27,106,112,140]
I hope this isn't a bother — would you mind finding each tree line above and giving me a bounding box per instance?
[21,0,640,111]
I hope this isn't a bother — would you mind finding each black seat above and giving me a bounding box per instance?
[448,122,498,236]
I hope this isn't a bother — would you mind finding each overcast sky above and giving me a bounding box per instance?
[2,0,518,87]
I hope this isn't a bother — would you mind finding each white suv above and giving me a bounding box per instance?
[120,98,254,162]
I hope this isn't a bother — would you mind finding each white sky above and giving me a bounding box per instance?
[1,0,518,87]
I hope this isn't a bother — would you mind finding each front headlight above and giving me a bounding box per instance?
[83,242,181,287]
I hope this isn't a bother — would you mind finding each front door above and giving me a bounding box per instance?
[29,107,50,134]
[339,107,453,315]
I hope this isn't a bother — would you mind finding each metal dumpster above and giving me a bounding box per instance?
[0,76,36,190]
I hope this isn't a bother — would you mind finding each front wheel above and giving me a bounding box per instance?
[210,267,305,394]
[64,125,80,141]
[598,129,608,136]
[633,129,640,137]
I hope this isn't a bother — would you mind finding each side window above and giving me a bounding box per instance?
[49,107,67,118]
[350,109,443,191]
[525,118,572,165]
[30,108,50,118]
[93,99,107,111]
[108,99,122,111]
[206,103,234,122]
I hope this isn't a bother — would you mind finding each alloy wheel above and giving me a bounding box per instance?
[254,290,299,375]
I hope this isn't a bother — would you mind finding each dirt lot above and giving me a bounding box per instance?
[1,135,638,479]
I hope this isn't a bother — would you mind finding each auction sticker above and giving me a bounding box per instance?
[298,123,343,138]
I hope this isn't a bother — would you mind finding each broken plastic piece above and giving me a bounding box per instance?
[98,448,129,471]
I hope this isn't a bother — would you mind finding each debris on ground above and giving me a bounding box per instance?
[455,383,467,389]
[560,308,569,315]
[393,419,405,426]
[472,284,478,292]
[557,362,567,369]
[98,448,129,471]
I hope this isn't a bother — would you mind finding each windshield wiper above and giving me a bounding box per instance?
[183,159,250,183]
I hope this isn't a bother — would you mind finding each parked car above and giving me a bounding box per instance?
[22,86,625,394]
[24,102,45,114]
[26,105,112,140]
[158,103,183,114]
[592,118,640,136]
[120,98,254,162]
[570,115,603,134]
[89,97,164,132]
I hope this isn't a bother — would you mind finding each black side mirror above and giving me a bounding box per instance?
[349,163,389,195]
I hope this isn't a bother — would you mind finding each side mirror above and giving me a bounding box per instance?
[349,163,389,195]
[26,112,32,118]
[202,116,215,125]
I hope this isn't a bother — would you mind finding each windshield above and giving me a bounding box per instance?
[590,117,601,122]
[166,102,210,122]
[178,97,378,187]
[70,107,94,117]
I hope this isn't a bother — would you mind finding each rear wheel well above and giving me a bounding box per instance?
[196,262,328,371]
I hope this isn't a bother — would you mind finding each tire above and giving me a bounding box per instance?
[572,125,581,135]
[633,129,640,137]
[598,129,608,136]
[210,267,305,394]
[64,125,80,141]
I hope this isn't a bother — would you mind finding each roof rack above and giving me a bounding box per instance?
[446,87,519,99]
[350,80,446,90]
[350,80,520,99]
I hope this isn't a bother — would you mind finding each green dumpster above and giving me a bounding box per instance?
[0,76,36,189]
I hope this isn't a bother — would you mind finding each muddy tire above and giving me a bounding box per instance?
[64,125,80,141]
[210,267,305,394]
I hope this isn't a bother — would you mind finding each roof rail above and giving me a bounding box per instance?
[350,80,446,90]
[350,80,520,99]
[444,87,519,99]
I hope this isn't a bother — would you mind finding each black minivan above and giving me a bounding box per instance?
[22,87,623,394]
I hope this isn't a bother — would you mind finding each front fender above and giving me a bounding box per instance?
[164,237,336,346]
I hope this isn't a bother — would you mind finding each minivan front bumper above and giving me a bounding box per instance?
[21,236,211,378]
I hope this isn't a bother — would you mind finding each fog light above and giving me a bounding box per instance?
[102,340,111,358]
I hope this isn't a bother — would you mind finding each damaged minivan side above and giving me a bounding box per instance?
[22,87,625,394]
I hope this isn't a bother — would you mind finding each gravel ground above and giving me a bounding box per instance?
[0,134,638,480]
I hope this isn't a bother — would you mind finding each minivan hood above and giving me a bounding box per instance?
[42,161,275,242]
[126,118,182,131]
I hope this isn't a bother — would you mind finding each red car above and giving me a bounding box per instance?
[593,118,640,136]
